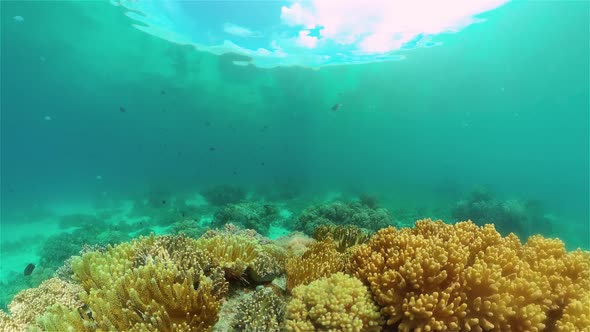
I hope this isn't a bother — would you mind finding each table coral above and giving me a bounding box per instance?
[284,272,383,331]
[350,218,590,332]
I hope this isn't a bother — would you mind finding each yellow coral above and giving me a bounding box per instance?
[42,262,224,332]
[196,234,260,279]
[284,272,382,332]
[313,224,370,252]
[556,292,590,331]
[350,219,590,332]
[41,234,228,332]
[285,238,345,291]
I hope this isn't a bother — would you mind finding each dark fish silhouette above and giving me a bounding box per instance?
[161,90,166,95]
[24,263,35,276]
[209,147,216,152]
[120,106,126,113]
[331,103,342,111]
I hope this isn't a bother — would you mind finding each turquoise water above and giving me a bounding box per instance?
[0,0,588,325]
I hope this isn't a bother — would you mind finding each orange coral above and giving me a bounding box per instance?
[350,219,590,332]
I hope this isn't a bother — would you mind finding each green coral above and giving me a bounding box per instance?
[212,201,280,236]
[296,201,394,234]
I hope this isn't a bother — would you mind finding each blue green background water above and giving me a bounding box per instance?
[1,0,588,296]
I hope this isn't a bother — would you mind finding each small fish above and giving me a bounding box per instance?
[13,16,24,23]
[331,103,342,111]
[161,90,166,95]
[43,115,52,121]
[260,162,265,166]
[24,263,35,276]
[232,170,237,175]
[162,200,166,205]
[119,106,126,113]
[209,147,216,151]
[205,121,211,127]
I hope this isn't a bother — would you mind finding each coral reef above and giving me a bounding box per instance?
[350,218,590,332]
[285,238,345,291]
[196,232,285,283]
[452,187,553,238]
[232,287,286,331]
[170,219,207,238]
[274,232,314,257]
[212,201,279,236]
[296,201,394,234]
[201,184,246,206]
[0,278,83,331]
[284,272,383,331]
[313,224,370,252]
[2,207,589,332]
[40,235,228,332]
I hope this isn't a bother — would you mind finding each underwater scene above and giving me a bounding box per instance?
[1,0,589,331]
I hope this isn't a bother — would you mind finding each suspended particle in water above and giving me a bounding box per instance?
[96,175,103,180]
[44,115,52,121]
[13,16,24,23]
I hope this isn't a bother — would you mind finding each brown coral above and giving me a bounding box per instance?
[284,272,383,331]
[350,219,590,332]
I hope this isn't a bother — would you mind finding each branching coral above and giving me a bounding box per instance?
[232,287,285,331]
[285,238,345,291]
[296,201,394,234]
[284,272,383,331]
[350,219,590,332]
[0,278,83,331]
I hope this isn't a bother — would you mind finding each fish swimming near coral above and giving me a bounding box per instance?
[23,263,35,276]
